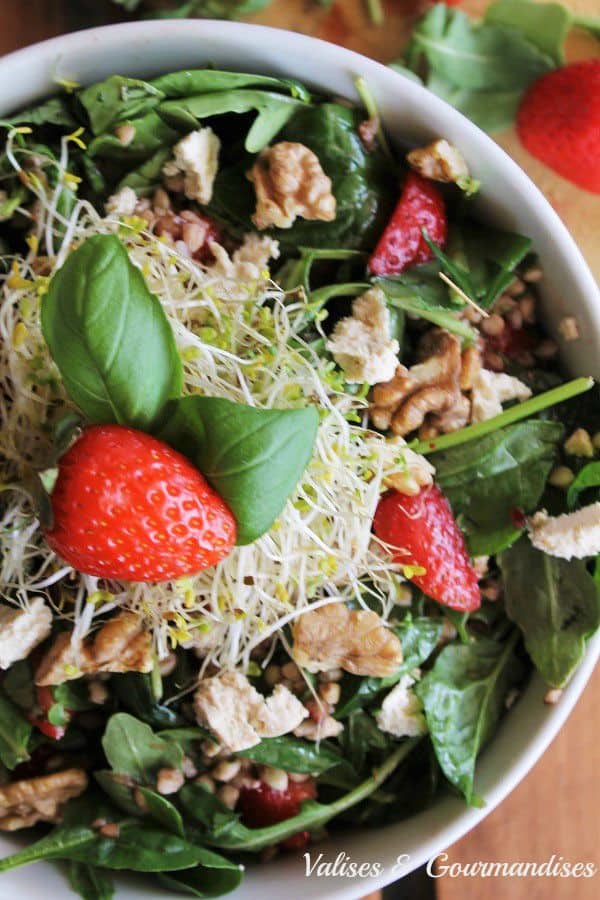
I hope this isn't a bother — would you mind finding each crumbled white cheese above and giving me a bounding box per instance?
[326,287,400,385]
[528,503,600,560]
[104,186,138,218]
[193,670,308,752]
[375,674,427,738]
[209,233,280,282]
[163,128,220,205]
[471,369,532,422]
[0,598,52,670]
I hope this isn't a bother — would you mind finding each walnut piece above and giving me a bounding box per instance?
[247,141,336,230]
[194,671,308,752]
[291,602,403,678]
[0,769,87,831]
[35,611,152,686]
[370,330,478,437]
[407,139,470,185]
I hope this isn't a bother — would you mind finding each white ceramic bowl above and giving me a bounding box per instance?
[0,20,598,900]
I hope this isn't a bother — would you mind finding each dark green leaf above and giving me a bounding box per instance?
[434,420,563,554]
[158,863,243,898]
[76,76,165,135]
[0,692,31,769]
[102,713,183,781]
[41,234,182,430]
[499,538,600,688]
[151,68,309,102]
[95,770,185,836]
[2,659,35,710]
[88,111,180,161]
[416,633,521,802]
[338,710,393,773]
[156,726,215,747]
[377,272,477,342]
[112,672,184,728]
[118,146,174,195]
[159,396,319,544]
[567,462,600,510]
[67,861,114,900]
[7,96,78,128]
[235,735,343,774]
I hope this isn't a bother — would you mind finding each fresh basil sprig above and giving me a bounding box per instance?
[499,538,600,688]
[42,234,183,432]
[159,396,319,544]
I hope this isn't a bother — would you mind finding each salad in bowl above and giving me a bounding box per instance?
[0,49,598,899]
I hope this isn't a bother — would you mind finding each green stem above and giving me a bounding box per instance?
[353,76,394,163]
[572,13,600,37]
[208,738,419,851]
[410,377,594,456]
[365,0,384,26]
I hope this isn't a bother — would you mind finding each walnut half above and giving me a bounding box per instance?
[35,611,152,686]
[291,602,403,678]
[0,769,88,831]
[247,141,336,230]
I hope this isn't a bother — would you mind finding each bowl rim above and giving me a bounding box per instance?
[0,19,598,899]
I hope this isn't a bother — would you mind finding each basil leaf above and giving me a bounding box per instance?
[567,462,600,510]
[0,823,211,873]
[236,736,344,774]
[434,420,563,555]
[41,234,182,431]
[416,633,522,803]
[0,692,32,769]
[67,861,114,900]
[159,396,319,544]
[499,538,600,688]
[102,713,183,781]
[77,76,165,134]
[485,0,571,65]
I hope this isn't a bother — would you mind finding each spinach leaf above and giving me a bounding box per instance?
[118,146,174,195]
[236,736,344,774]
[377,273,477,342]
[399,4,554,132]
[2,659,35,710]
[159,396,319,544]
[338,710,393,773]
[433,420,563,554]
[151,68,309,102]
[158,90,304,153]
[95,770,185,836]
[157,726,215,746]
[208,103,393,250]
[485,0,571,65]
[67,861,114,900]
[41,234,182,431]
[336,616,444,718]
[102,713,183,781]
[416,632,521,802]
[567,462,600,510]
[0,692,31,769]
[88,111,180,161]
[112,672,183,727]
[499,538,600,688]
[7,96,78,128]
[76,76,165,135]
[180,739,419,851]
[0,823,213,873]
[159,863,243,898]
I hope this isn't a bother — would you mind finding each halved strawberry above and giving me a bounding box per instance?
[44,424,236,582]
[238,777,317,842]
[373,485,481,611]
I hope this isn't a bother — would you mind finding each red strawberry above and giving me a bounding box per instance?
[373,485,481,611]
[238,778,317,841]
[44,424,236,582]
[369,171,447,275]
[517,59,600,194]
[28,686,72,741]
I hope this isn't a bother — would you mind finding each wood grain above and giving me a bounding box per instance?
[0,3,597,899]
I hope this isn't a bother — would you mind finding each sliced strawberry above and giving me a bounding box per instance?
[45,424,236,582]
[368,171,447,275]
[238,778,317,833]
[517,60,600,194]
[373,485,481,612]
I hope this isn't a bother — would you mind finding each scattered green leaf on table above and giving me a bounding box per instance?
[485,0,571,65]
[499,538,600,688]
[159,396,319,544]
[41,234,183,431]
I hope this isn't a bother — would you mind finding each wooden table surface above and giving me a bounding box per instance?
[0,2,598,898]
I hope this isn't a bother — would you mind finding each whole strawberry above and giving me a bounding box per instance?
[517,59,600,194]
[44,425,236,581]
[373,485,481,612]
